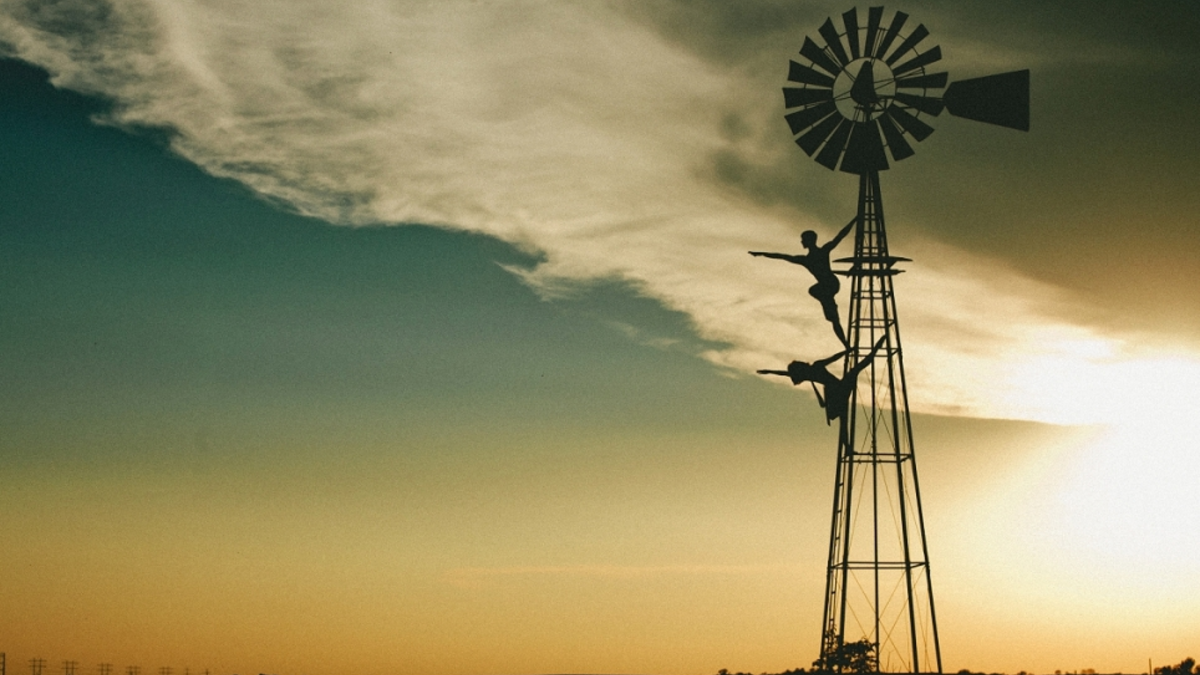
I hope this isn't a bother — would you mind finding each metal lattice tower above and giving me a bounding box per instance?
[771,6,1029,672]
[821,170,938,673]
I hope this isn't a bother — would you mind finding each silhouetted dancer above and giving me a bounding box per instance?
[749,217,855,346]
[757,335,887,425]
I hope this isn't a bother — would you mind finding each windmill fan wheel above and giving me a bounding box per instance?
[783,6,1030,175]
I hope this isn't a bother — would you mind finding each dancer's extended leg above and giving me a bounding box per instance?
[809,283,848,346]
[821,297,848,346]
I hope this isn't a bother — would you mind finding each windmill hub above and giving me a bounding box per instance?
[837,57,896,121]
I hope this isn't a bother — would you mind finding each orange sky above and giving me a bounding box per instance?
[1,1,1198,674]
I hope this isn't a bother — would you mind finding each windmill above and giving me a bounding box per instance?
[773,6,1029,673]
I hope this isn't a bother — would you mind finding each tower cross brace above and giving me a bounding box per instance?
[821,170,940,674]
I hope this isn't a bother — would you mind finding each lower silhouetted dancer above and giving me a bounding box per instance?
[749,217,855,346]
[757,335,887,425]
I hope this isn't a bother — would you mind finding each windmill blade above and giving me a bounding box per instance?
[788,60,836,87]
[785,100,837,135]
[896,71,948,89]
[943,69,1030,130]
[864,7,883,59]
[877,112,915,161]
[784,86,834,109]
[840,121,888,174]
[843,8,861,60]
[796,113,843,156]
[892,45,942,78]
[874,10,907,59]
[885,24,929,65]
[800,36,842,77]
[819,17,851,67]
[894,91,944,116]
[815,118,854,170]
[886,105,935,141]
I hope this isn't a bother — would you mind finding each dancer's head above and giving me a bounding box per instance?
[801,230,817,248]
[786,360,821,383]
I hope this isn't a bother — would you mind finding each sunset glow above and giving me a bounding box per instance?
[2,1,1198,674]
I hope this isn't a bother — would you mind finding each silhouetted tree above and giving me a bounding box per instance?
[1155,658,1196,675]
[812,630,876,673]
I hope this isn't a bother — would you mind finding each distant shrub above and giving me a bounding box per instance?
[715,669,807,675]
[1155,658,1197,675]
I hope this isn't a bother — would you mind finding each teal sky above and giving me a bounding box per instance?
[2,2,1200,674]
[1,57,767,444]
[0,57,841,673]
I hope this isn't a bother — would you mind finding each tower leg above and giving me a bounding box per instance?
[819,172,941,674]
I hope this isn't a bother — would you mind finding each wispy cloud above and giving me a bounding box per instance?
[3,0,1196,423]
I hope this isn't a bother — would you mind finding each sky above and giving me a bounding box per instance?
[0,1,1198,674]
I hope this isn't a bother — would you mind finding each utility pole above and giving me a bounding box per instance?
[98,664,112,675]
[29,658,46,675]
[62,661,77,675]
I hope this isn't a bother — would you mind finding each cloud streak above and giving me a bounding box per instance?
[3,0,1196,423]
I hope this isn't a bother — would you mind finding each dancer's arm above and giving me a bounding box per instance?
[847,335,888,378]
[825,216,857,251]
[813,350,848,369]
[749,251,806,264]
[866,334,887,359]
[810,381,827,410]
